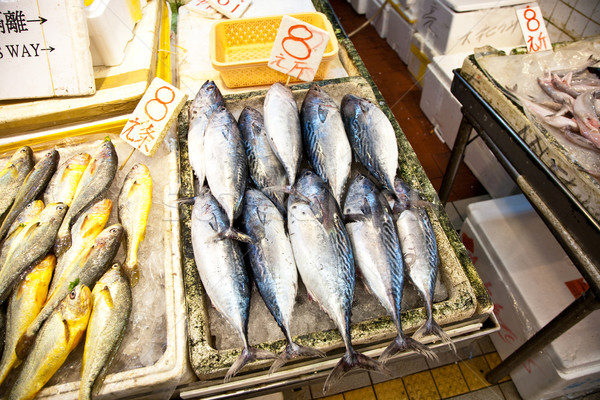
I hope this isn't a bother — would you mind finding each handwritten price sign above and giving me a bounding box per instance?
[517,5,552,53]
[120,77,188,156]
[207,0,251,19]
[268,15,330,82]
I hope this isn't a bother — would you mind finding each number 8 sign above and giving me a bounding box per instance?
[268,15,330,82]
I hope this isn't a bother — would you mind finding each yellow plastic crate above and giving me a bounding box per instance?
[209,12,339,88]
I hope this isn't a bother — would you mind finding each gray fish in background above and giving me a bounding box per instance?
[0,146,34,221]
[80,263,132,400]
[54,139,118,258]
[287,171,387,394]
[191,189,276,382]
[188,80,225,187]
[43,152,92,207]
[0,202,67,305]
[343,174,434,363]
[242,189,324,372]
[0,150,59,242]
[239,107,288,212]
[341,94,398,196]
[17,224,124,359]
[573,88,600,150]
[263,82,302,188]
[393,178,454,350]
[301,84,352,205]
[204,106,249,241]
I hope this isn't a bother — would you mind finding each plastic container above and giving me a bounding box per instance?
[209,12,339,88]
[385,1,416,64]
[365,0,390,39]
[461,195,600,399]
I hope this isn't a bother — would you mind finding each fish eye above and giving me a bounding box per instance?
[110,227,119,233]
[69,290,76,299]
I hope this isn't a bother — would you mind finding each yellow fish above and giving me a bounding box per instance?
[44,152,92,207]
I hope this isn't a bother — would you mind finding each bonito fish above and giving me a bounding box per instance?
[242,189,324,372]
[341,94,398,196]
[343,174,434,362]
[0,150,59,242]
[0,146,33,221]
[118,163,152,286]
[54,139,118,257]
[239,107,288,212]
[8,284,91,400]
[188,80,225,187]
[301,85,352,205]
[0,202,66,305]
[393,179,453,349]
[287,171,387,393]
[0,254,55,386]
[43,152,92,206]
[204,106,249,240]
[191,188,276,381]
[263,83,302,188]
[80,263,132,400]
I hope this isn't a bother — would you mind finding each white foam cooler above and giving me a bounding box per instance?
[460,195,600,399]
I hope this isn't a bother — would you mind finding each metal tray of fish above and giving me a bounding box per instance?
[178,76,479,383]
[0,131,189,399]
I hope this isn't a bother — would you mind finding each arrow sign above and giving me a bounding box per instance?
[40,46,55,52]
[27,16,48,24]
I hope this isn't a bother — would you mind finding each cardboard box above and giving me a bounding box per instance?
[416,0,534,54]
[461,195,600,399]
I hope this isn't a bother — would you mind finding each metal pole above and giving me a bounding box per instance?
[439,116,473,204]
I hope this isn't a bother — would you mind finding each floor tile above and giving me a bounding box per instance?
[371,354,430,384]
[249,394,284,400]
[499,381,523,400]
[484,353,511,383]
[430,364,470,398]
[310,371,371,399]
[446,386,504,400]
[319,395,344,400]
[343,386,377,400]
[403,371,441,400]
[458,356,492,391]
[373,378,409,400]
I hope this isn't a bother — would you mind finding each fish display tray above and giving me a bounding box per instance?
[209,12,339,88]
[178,76,480,383]
[0,129,190,399]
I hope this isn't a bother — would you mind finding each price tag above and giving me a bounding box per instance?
[206,0,251,19]
[516,5,552,53]
[120,77,188,156]
[186,0,221,18]
[268,15,330,83]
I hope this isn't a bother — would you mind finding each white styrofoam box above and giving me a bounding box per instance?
[351,0,369,14]
[461,195,600,400]
[407,32,439,84]
[86,0,141,66]
[366,0,390,39]
[441,0,534,12]
[417,0,535,54]
[385,1,416,64]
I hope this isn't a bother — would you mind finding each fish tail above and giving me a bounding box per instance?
[224,346,277,382]
[413,318,456,353]
[380,334,437,363]
[323,348,389,394]
[269,341,326,374]
[79,383,92,400]
[218,227,254,244]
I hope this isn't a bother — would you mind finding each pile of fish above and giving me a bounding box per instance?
[188,81,453,393]
[518,60,600,159]
[0,139,152,399]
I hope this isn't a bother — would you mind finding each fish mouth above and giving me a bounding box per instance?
[79,285,92,307]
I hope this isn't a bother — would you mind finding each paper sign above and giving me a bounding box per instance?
[268,15,330,82]
[516,5,552,53]
[206,0,251,19]
[120,77,188,156]
[186,0,222,19]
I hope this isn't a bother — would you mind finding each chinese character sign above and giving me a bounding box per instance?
[516,5,552,53]
[120,77,188,157]
[268,15,330,83]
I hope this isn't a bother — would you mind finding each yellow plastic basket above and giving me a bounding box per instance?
[209,12,339,88]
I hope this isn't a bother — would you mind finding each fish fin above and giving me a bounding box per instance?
[15,332,35,360]
[264,185,293,195]
[124,263,140,287]
[100,285,115,308]
[413,319,456,353]
[269,342,326,374]
[224,347,277,382]
[217,227,254,244]
[63,318,70,343]
[323,349,390,394]
[343,213,367,224]
[380,335,437,363]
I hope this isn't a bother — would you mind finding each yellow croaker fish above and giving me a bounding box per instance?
[0,254,55,385]
[48,198,113,297]
[44,153,92,207]
[8,284,91,400]
[118,163,152,286]
[0,146,33,221]
[0,200,44,269]
[80,263,132,400]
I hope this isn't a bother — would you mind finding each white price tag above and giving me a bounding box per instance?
[268,15,330,83]
[516,5,552,53]
[120,77,188,156]
[206,0,251,19]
